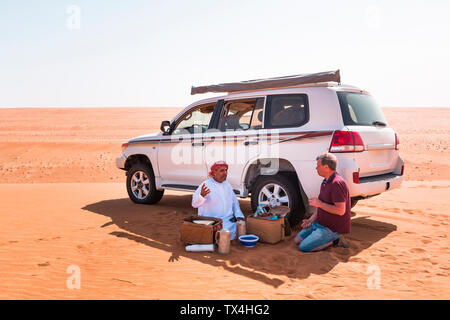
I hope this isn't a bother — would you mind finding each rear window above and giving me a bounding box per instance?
[337,92,387,126]
[264,94,309,129]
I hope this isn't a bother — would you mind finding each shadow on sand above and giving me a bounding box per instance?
[82,194,396,288]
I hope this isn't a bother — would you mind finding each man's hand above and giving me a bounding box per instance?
[308,198,321,208]
[200,184,211,197]
[301,219,312,229]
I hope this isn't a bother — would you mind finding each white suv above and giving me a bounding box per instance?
[116,74,404,226]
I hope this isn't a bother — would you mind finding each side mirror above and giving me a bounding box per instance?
[160,120,171,134]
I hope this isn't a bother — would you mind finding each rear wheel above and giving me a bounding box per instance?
[250,175,305,227]
[126,163,164,204]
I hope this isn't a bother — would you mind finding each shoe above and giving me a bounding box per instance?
[333,235,349,248]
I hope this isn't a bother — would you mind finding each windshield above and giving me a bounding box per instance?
[337,92,387,126]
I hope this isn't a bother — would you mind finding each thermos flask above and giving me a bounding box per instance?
[215,229,231,254]
[236,220,246,238]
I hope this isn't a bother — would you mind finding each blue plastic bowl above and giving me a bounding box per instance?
[239,235,259,248]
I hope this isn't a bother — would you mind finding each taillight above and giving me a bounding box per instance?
[329,130,365,153]
[353,172,360,183]
[121,143,129,152]
[400,164,404,176]
[395,133,400,150]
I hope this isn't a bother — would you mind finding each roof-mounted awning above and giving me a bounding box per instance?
[191,70,340,95]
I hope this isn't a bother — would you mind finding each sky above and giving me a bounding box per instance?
[1,0,449,108]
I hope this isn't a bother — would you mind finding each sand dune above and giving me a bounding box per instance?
[0,107,449,299]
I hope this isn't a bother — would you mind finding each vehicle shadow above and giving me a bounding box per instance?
[82,194,397,288]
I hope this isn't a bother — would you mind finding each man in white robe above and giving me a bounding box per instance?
[192,161,245,240]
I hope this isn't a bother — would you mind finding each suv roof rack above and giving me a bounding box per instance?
[191,70,341,95]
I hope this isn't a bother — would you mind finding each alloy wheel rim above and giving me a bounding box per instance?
[258,183,290,210]
[131,171,150,200]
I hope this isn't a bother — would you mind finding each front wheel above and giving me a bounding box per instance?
[126,163,164,204]
[250,175,305,227]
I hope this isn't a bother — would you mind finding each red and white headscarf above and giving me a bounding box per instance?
[208,161,228,177]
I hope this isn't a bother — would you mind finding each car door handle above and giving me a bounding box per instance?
[192,142,204,147]
[243,140,258,146]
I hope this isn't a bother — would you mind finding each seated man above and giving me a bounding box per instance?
[294,153,351,252]
[192,161,245,240]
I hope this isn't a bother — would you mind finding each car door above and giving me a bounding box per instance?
[157,102,215,189]
[203,97,265,193]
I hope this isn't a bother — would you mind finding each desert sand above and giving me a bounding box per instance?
[0,107,449,299]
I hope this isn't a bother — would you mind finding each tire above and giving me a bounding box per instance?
[351,198,358,208]
[250,175,305,227]
[126,163,164,204]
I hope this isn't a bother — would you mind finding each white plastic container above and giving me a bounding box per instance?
[185,244,215,252]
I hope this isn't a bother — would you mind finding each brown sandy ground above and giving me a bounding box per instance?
[0,181,448,299]
[0,107,449,299]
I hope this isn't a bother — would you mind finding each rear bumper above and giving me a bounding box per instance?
[350,173,403,197]
[338,154,404,198]
[116,155,126,170]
